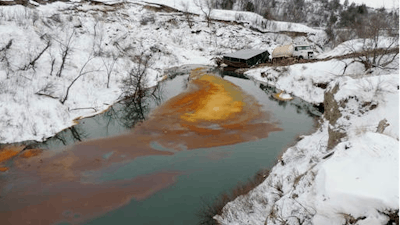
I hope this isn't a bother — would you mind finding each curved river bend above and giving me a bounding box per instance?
[0,66,320,225]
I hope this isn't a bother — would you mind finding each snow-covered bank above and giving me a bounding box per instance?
[0,0,398,223]
[214,46,399,224]
[0,0,326,144]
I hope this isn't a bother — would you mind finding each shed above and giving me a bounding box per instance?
[223,49,270,68]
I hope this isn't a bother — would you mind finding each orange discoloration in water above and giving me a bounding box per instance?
[139,68,282,150]
[20,149,42,158]
[0,68,282,224]
[179,74,244,122]
[0,167,9,172]
[0,171,181,225]
[0,147,23,163]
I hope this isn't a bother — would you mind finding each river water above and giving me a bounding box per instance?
[0,66,320,225]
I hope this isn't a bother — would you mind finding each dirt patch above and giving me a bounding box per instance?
[324,84,341,125]
[324,84,347,150]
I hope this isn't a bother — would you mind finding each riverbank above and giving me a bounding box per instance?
[0,0,328,144]
[214,48,399,224]
[1,1,398,224]
[0,67,318,224]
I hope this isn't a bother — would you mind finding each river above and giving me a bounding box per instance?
[0,66,320,225]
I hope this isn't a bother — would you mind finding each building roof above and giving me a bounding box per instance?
[223,49,268,60]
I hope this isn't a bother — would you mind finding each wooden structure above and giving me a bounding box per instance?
[222,49,270,68]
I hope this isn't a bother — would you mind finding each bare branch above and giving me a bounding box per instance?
[0,39,13,78]
[101,54,118,88]
[56,30,75,77]
[181,1,194,28]
[21,40,51,71]
[121,52,153,103]
[344,12,399,72]
[194,0,215,27]
[60,55,98,104]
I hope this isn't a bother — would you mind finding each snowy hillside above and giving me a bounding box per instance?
[0,0,325,143]
[215,43,399,224]
[0,1,398,224]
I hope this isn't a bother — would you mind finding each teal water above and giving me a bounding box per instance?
[78,73,319,224]
[36,74,190,150]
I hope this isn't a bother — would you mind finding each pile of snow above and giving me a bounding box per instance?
[314,132,398,224]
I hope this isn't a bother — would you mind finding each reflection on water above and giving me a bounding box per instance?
[219,66,250,80]
[118,83,165,129]
[35,79,169,150]
[259,83,323,117]
[0,66,322,225]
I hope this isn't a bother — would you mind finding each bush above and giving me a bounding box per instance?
[140,13,155,26]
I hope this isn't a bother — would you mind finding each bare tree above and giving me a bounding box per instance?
[0,39,13,78]
[194,0,216,27]
[102,53,119,88]
[92,19,105,56]
[121,52,153,102]
[55,29,75,77]
[181,1,194,29]
[48,49,56,76]
[21,40,51,71]
[60,55,100,104]
[345,12,399,72]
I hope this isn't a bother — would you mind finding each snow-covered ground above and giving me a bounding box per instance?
[1,1,398,224]
[317,37,399,59]
[0,1,322,143]
[214,44,399,224]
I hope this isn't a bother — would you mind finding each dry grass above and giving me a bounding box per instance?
[197,169,270,225]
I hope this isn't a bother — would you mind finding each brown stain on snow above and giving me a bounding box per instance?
[0,68,281,224]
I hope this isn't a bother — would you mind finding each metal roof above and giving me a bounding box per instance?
[223,49,268,60]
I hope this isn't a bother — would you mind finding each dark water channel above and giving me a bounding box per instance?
[15,65,320,224]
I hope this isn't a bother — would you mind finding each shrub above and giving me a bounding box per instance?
[140,13,155,26]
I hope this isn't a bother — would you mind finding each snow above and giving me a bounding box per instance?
[0,1,398,224]
[0,0,328,143]
[277,92,292,100]
[246,59,366,104]
[216,44,399,224]
[317,37,399,59]
[224,49,267,60]
[314,132,399,224]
